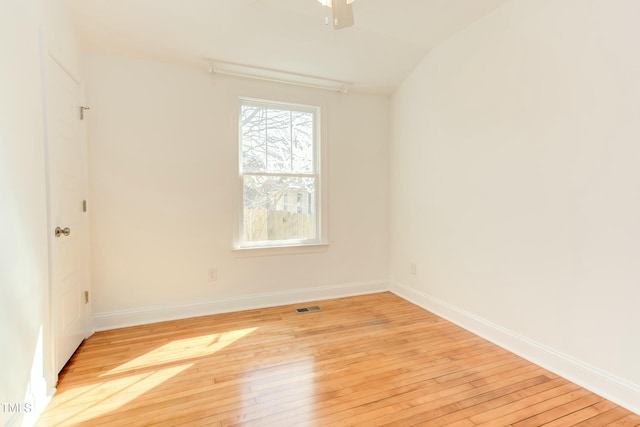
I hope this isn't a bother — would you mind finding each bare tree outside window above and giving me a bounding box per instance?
[240,100,319,246]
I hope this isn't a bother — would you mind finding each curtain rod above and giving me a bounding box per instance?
[207,66,349,94]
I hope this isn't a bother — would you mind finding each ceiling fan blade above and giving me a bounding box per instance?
[332,0,354,29]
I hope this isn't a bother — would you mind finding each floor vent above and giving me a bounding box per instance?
[295,306,322,314]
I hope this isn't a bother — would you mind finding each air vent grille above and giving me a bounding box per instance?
[295,306,322,314]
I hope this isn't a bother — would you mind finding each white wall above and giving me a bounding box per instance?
[0,1,82,425]
[0,0,80,425]
[390,0,640,412]
[84,53,389,326]
[0,2,48,425]
[43,0,82,81]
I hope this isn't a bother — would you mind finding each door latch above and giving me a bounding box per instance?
[80,106,91,120]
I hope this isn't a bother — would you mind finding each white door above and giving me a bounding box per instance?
[45,57,91,373]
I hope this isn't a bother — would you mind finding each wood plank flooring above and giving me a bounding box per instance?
[37,292,639,426]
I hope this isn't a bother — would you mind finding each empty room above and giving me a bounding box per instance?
[1,0,639,425]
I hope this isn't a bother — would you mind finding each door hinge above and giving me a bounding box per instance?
[82,199,87,213]
[84,291,89,304]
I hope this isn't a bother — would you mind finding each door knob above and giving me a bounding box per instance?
[55,227,71,237]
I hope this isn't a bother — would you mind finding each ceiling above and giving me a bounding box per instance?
[66,0,508,94]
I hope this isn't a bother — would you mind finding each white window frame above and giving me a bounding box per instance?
[234,97,327,252]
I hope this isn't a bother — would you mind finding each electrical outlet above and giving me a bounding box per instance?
[208,268,218,282]
[410,262,417,275]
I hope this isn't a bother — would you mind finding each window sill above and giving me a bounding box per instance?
[232,243,329,257]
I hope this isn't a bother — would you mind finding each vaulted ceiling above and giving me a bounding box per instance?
[67,0,508,94]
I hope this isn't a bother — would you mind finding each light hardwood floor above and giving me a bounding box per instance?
[38,292,639,426]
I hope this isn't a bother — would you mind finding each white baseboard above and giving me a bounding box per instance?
[93,280,388,332]
[21,376,53,427]
[390,280,640,416]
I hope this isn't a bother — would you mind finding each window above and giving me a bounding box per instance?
[238,99,321,248]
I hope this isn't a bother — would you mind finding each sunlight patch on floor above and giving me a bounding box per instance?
[102,327,257,375]
[40,327,258,425]
[46,363,193,425]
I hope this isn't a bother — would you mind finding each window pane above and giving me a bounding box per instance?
[239,99,320,248]
[241,105,266,172]
[243,175,316,242]
[292,111,314,173]
[242,104,315,174]
[266,108,292,173]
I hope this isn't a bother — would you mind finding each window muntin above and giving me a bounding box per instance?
[239,99,320,247]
